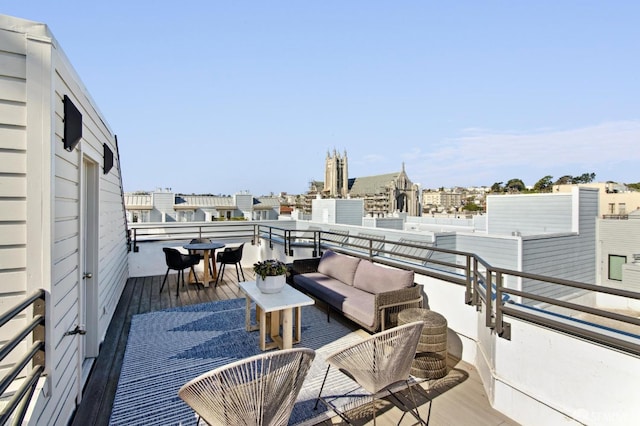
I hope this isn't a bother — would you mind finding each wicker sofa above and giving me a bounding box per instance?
[288,250,423,332]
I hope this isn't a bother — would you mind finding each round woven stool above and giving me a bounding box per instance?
[398,308,448,379]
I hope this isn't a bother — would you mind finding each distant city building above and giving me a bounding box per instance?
[324,150,349,198]
[317,150,421,217]
[422,190,463,213]
[553,182,640,218]
[124,189,280,222]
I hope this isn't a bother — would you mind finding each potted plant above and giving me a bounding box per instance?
[253,259,288,293]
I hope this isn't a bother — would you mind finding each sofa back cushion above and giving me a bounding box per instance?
[353,260,414,294]
[317,250,361,286]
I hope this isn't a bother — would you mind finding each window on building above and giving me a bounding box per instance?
[608,255,626,281]
[608,203,615,214]
[618,203,626,215]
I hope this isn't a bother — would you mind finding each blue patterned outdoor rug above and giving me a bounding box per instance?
[109,298,367,425]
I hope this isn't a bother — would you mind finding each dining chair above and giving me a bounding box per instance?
[315,321,427,425]
[178,348,315,426]
[160,247,201,297]
[215,243,245,285]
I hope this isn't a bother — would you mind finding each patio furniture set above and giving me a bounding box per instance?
[168,246,447,424]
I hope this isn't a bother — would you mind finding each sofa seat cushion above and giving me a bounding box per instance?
[293,272,376,328]
[353,260,415,294]
[316,250,361,286]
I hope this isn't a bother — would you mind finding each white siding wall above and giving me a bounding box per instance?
[1,16,129,426]
[487,192,573,235]
[0,23,30,379]
[521,188,598,302]
[152,192,175,221]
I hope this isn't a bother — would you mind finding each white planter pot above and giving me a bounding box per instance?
[256,274,286,294]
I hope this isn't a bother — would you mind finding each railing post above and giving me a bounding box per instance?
[32,293,45,368]
[133,227,139,252]
[486,270,496,328]
[465,255,473,305]
[312,231,318,257]
[495,275,511,339]
[285,230,293,256]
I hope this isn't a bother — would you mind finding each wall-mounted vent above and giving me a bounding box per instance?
[63,95,82,151]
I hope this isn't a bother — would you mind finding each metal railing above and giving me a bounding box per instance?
[0,289,46,425]
[257,225,640,357]
[128,222,260,252]
[126,221,640,356]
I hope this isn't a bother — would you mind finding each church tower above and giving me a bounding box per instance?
[324,149,348,198]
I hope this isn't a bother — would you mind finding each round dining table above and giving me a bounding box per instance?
[182,241,225,287]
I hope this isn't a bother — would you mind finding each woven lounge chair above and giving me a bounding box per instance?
[315,321,426,425]
[179,348,315,426]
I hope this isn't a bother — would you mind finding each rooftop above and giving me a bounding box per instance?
[70,241,517,426]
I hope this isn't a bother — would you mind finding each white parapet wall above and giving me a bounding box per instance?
[416,272,639,425]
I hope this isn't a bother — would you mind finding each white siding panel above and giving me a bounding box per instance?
[0,102,26,126]
[0,175,26,197]
[0,75,26,102]
[0,223,26,245]
[0,270,26,293]
[521,189,598,302]
[456,234,520,270]
[0,247,25,269]
[0,126,26,150]
[0,200,26,220]
[54,199,79,221]
[0,49,26,77]
[54,175,79,200]
[0,150,26,173]
[488,194,573,235]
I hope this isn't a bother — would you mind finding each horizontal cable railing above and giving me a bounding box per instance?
[0,289,46,425]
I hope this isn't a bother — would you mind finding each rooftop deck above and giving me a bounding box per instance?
[70,266,518,426]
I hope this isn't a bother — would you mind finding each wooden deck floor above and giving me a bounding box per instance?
[70,268,518,426]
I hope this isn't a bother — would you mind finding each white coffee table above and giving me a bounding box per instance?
[239,281,314,351]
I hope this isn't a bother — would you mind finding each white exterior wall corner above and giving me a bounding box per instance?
[490,316,639,426]
[0,15,129,426]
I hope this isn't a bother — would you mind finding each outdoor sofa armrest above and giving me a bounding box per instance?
[375,285,423,331]
[290,258,321,274]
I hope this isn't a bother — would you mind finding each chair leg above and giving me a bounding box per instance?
[176,270,182,297]
[234,263,241,281]
[239,263,245,281]
[190,266,200,285]
[314,365,331,410]
[160,268,170,293]
[406,381,428,425]
[216,263,226,285]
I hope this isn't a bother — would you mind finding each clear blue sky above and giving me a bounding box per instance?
[4,1,639,195]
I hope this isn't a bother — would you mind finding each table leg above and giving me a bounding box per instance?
[270,310,280,343]
[244,297,251,331]
[202,250,211,287]
[211,249,218,279]
[294,306,302,344]
[282,308,293,349]
[259,307,267,351]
